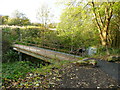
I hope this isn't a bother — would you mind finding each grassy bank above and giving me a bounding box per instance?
[2,59,72,88]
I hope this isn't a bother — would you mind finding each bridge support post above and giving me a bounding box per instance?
[18,52,22,61]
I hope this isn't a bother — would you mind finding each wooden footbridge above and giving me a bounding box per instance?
[2,26,81,62]
[13,44,81,62]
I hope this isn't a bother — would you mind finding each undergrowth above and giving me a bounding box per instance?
[2,59,72,84]
[2,61,36,81]
[33,60,72,75]
[92,47,120,61]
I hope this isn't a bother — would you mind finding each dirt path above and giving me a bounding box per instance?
[97,59,120,84]
[76,58,120,84]
[55,64,119,88]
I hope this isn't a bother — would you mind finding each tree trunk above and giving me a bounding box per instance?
[100,31,107,46]
[91,2,114,49]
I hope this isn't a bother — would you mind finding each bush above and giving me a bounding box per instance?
[2,49,19,63]
[2,27,20,62]
[97,46,120,56]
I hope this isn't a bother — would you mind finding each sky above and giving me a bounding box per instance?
[0,0,66,23]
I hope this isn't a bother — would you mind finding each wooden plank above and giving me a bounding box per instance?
[13,44,80,61]
[13,46,57,60]
[13,47,55,63]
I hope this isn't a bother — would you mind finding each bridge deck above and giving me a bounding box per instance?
[13,44,81,61]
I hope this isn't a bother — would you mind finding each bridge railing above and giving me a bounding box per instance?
[2,27,86,56]
[15,40,87,57]
[15,41,71,53]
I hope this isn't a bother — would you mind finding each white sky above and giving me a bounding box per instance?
[0,0,65,23]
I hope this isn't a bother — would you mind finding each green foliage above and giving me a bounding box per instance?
[57,4,99,49]
[48,23,57,28]
[108,48,120,55]
[20,27,46,45]
[2,59,70,85]
[2,27,46,46]
[90,2,120,47]
[1,16,9,24]
[2,27,19,42]
[3,49,19,63]
[33,60,71,74]
[2,59,71,88]
[2,10,31,25]
[7,17,30,26]
[2,27,20,62]
[56,1,120,54]
[2,61,35,81]
[2,1,120,59]
[109,2,120,48]
[97,46,120,56]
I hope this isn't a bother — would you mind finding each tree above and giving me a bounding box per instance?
[11,10,25,19]
[91,2,116,47]
[8,10,31,26]
[108,2,120,48]
[36,4,50,28]
[1,16,9,25]
[57,1,99,51]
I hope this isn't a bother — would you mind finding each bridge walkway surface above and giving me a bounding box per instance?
[13,44,81,62]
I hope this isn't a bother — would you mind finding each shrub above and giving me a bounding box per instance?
[97,46,120,56]
[2,49,19,63]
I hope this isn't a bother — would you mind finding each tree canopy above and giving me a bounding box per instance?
[57,0,120,49]
[2,10,31,26]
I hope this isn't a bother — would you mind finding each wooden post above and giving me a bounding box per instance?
[18,28,22,61]
[18,52,22,61]
[18,28,21,41]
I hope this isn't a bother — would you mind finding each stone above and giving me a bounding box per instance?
[29,73,33,77]
[73,60,89,66]
[36,83,39,86]
[107,56,120,62]
[73,59,97,66]
[88,60,97,66]
[88,47,97,56]
[97,86,100,89]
